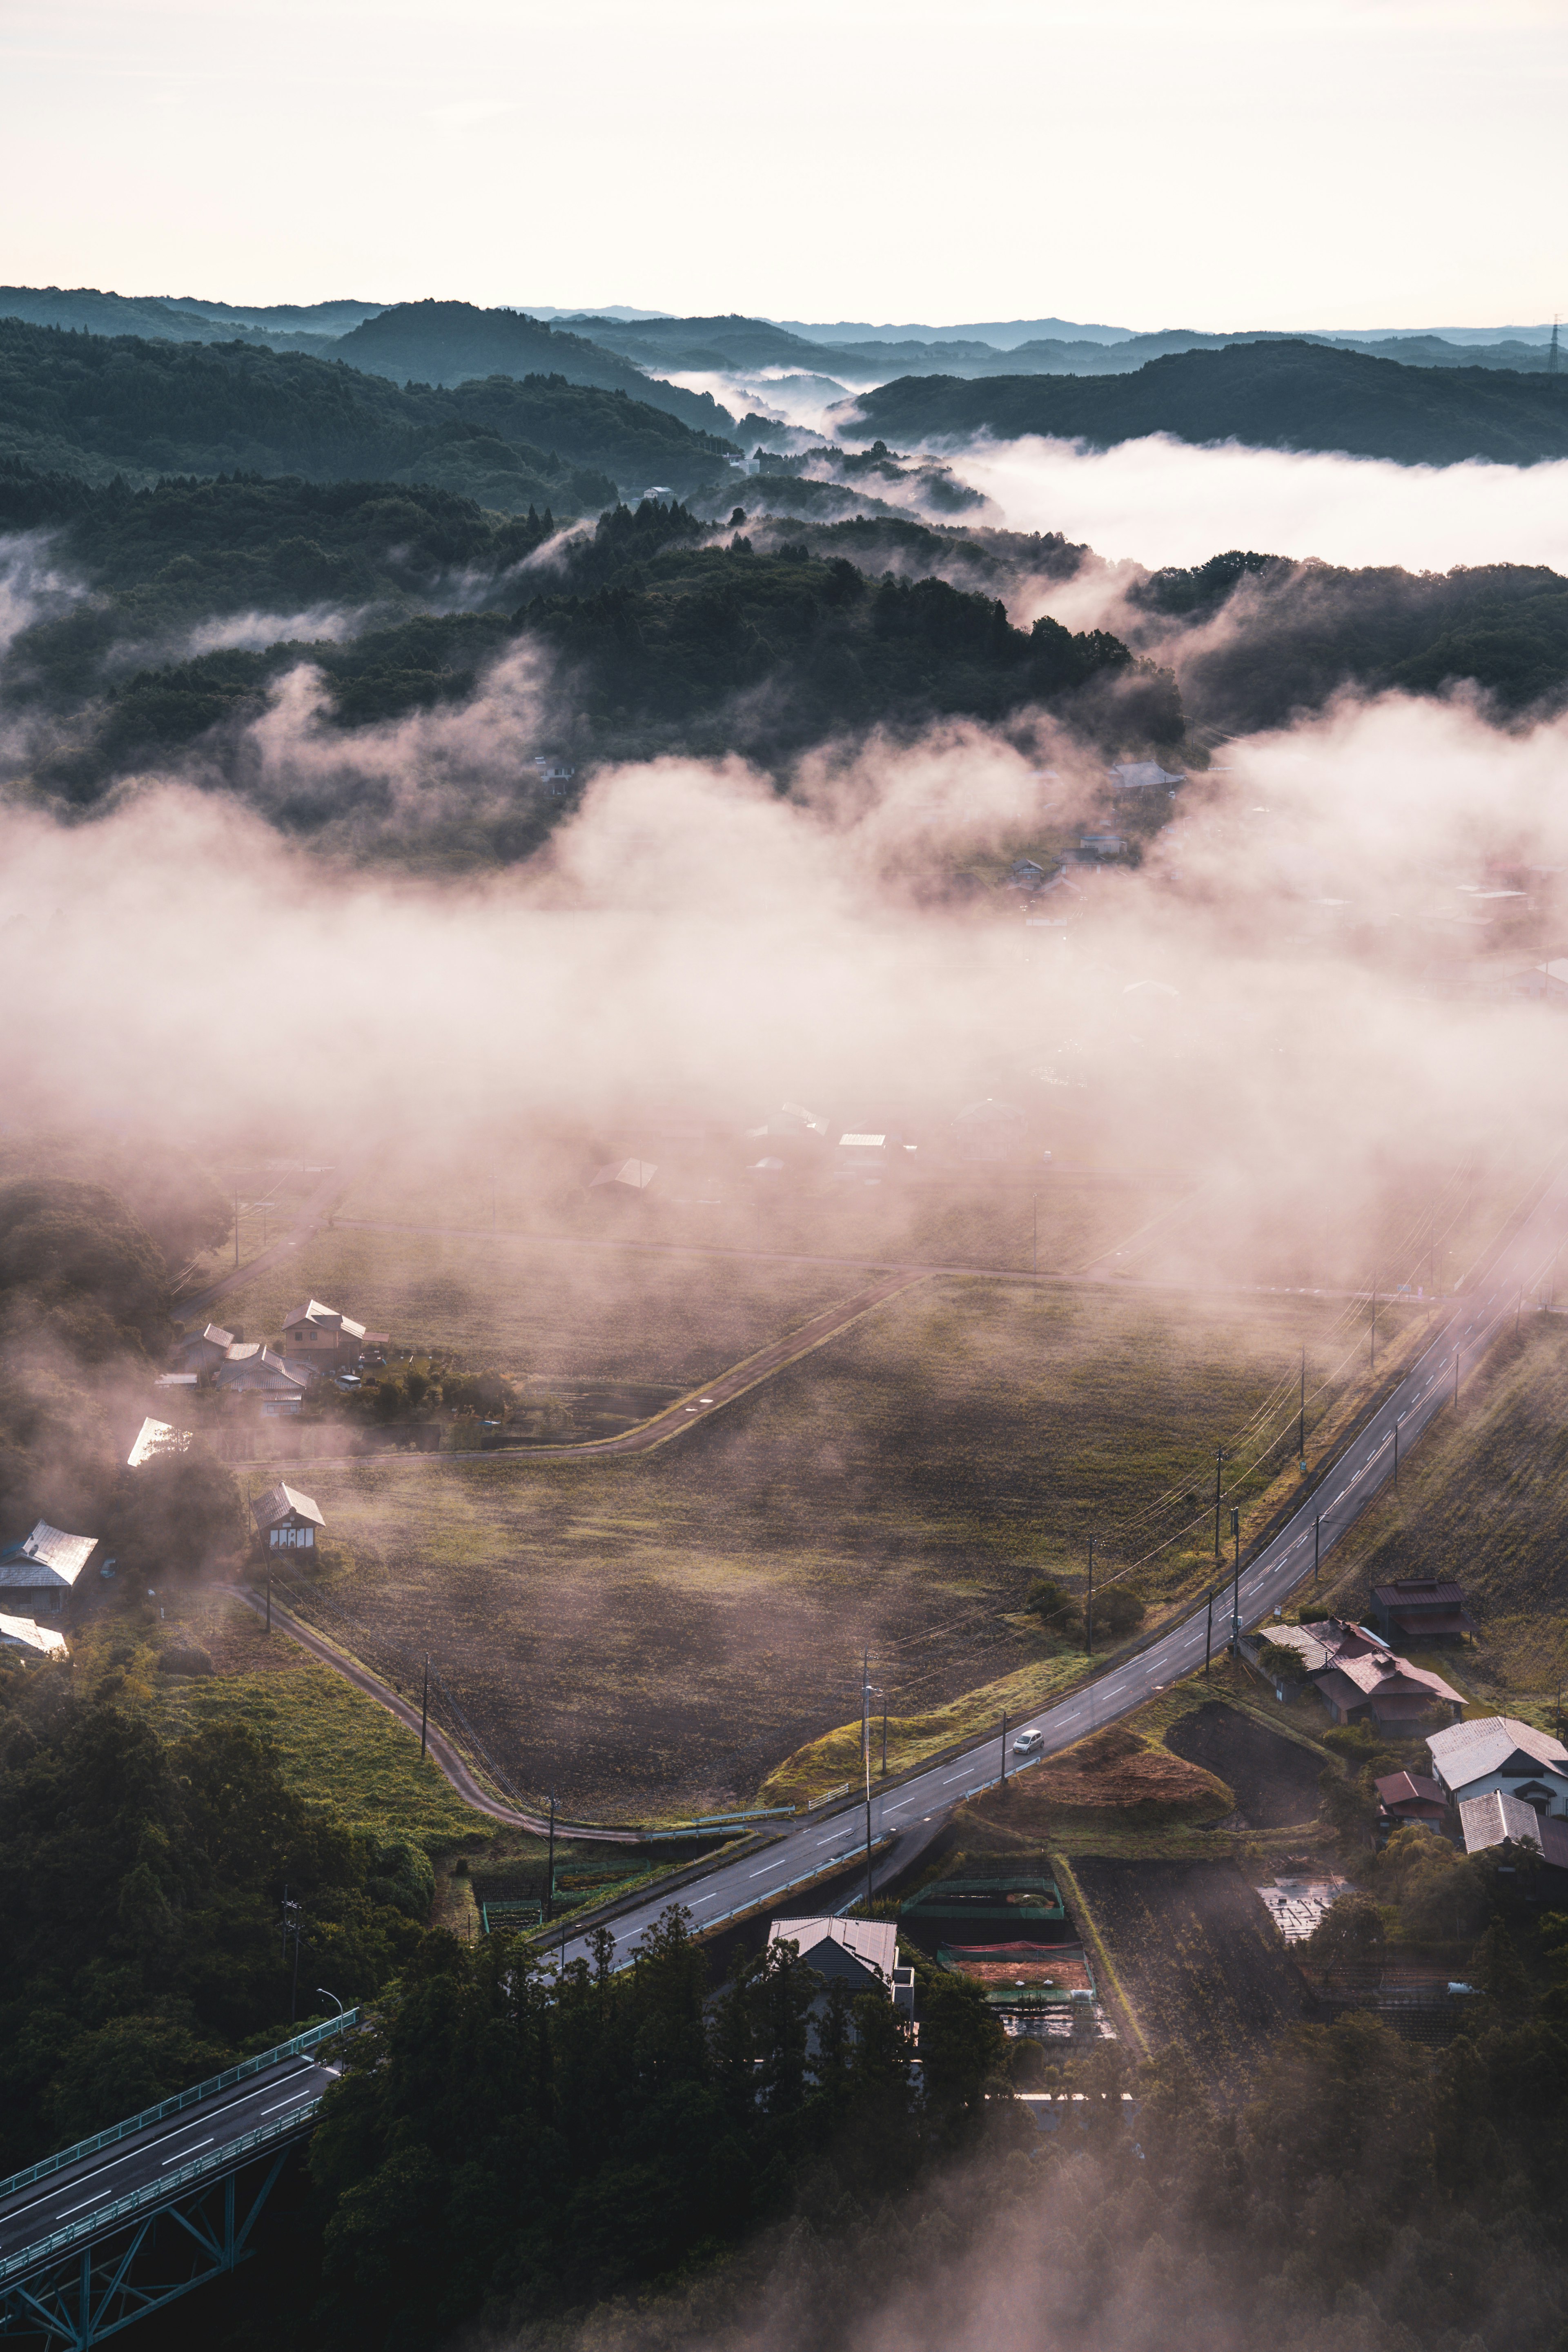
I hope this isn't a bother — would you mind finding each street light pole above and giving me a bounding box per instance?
[1213,1446,1227,1559]
[546,1793,556,1922]
[1000,1710,1008,1791]
[862,1650,874,1913]
[1230,1505,1241,1651]
[317,1987,345,2018]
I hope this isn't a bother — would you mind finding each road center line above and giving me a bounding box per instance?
[55,2190,112,2217]
[162,2136,214,2165]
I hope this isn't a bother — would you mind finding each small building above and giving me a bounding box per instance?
[1427,1715,1568,1817]
[1459,1789,1568,1873]
[588,1159,657,1199]
[175,1323,236,1372]
[1312,1646,1464,1729]
[0,1522,97,1617]
[251,1482,325,1553]
[214,1344,307,1409]
[0,1610,68,1662]
[768,1916,900,2000]
[1109,761,1184,792]
[1078,833,1127,858]
[282,1301,388,1370]
[1368,1578,1477,1646]
[1376,1769,1448,1830]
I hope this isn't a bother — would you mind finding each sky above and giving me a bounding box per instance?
[3,0,1564,330]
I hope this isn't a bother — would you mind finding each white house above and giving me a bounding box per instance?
[252,1482,325,1552]
[1426,1716,1568,1817]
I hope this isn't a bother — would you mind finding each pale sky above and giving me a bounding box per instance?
[4,0,1563,330]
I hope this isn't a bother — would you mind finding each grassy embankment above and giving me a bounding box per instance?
[1305,1307,1568,1725]
[196,1265,1380,1820]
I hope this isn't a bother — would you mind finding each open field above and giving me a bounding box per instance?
[1068,1855,1308,2071]
[230,1280,1376,1820]
[1308,1308,1568,1718]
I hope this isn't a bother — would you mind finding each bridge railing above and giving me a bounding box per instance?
[0,2009,359,2203]
[0,2103,326,2287]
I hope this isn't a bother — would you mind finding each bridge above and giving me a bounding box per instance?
[0,2013,356,2349]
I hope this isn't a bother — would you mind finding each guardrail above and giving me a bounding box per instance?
[0,2011,358,2203]
[0,2103,325,2285]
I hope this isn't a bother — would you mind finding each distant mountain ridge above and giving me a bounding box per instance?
[847,341,1568,467]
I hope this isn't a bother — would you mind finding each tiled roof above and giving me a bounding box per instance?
[1372,1579,1468,1608]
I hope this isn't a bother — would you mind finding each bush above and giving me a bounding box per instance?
[1091,1584,1146,1641]
[368,1838,436,1920]
[1026,1578,1082,1640]
[156,1642,214,1677]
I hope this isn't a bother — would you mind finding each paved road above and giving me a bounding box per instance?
[548,1169,1568,1972]
[0,2053,338,2273]
[182,1163,356,1316]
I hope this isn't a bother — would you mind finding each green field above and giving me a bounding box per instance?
[238,1275,1365,1820]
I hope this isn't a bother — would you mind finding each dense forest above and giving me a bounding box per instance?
[0,320,738,507]
[851,340,1568,465]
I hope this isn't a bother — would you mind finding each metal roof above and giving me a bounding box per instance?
[0,1610,68,1659]
[1427,1715,1568,1786]
[768,1917,898,1982]
[127,1417,190,1468]
[1372,1579,1468,1607]
[1458,1790,1568,1867]
[250,1482,325,1532]
[0,1523,97,1586]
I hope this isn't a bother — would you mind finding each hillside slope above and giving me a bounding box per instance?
[334,301,736,437]
[849,340,1568,465]
[0,320,738,506]
[1314,1312,1568,1705]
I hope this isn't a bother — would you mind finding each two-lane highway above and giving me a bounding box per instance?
[553,1170,1568,1972]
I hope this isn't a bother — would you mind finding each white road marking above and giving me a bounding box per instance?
[55,2190,112,2217]
[162,2136,213,2165]
[258,2088,316,2117]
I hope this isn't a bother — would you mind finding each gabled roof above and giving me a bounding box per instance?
[0,1522,97,1587]
[1372,1579,1468,1607]
[283,1300,367,1340]
[1331,1650,1463,1709]
[251,1481,325,1532]
[1376,1770,1446,1813]
[0,1610,68,1659]
[177,1323,233,1352]
[1428,1715,1568,1786]
[215,1346,303,1392]
[769,1916,898,1983]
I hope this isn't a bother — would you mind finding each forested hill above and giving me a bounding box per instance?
[0,319,739,509]
[849,340,1568,465]
[332,301,735,437]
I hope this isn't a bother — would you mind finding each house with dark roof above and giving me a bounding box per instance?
[214,1344,307,1410]
[1369,1578,1477,1646]
[1459,1791,1568,1882]
[1427,1716,1568,1817]
[0,1522,97,1617]
[1375,1770,1448,1831]
[175,1323,236,1373]
[251,1483,325,1553]
[767,1917,913,2022]
[1313,1646,1464,1729]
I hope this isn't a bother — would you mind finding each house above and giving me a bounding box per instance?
[768,1917,911,2014]
[1459,1789,1568,1873]
[1426,1715,1568,1817]
[1368,1578,1477,1646]
[127,1416,191,1468]
[1109,761,1184,792]
[251,1482,325,1553]
[588,1159,656,1199]
[0,1522,97,1617]
[175,1323,236,1372]
[1078,833,1127,858]
[0,1610,68,1662]
[281,1301,388,1370]
[1312,1646,1464,1729]
[214,1345,307,1409]
[1375,1769,1449,1830]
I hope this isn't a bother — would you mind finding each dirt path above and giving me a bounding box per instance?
[234,1585,642,1842]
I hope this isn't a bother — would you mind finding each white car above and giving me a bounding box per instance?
[1012,1727,1044,1756]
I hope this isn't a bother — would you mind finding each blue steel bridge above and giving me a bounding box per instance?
[0,2012,355,2350]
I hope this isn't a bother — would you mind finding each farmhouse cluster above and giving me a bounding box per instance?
[162,1298,390,1417]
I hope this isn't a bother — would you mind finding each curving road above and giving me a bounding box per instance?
[546,1169,1568,1972]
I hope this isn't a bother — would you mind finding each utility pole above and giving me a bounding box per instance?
[1393,1421,1399,1488]
[1298,1347,1306,1467]
[1085,1535,1095,1657]
[1370,1272,1376,1370]
[881,1686,888,1778]
[1000,1710,1009,1791]
[281,1888,303,2024]
[1033,1193,1038,1277]
[1454,1346,1461,1408]
[1213,1446,1228,1559]
[1314,1512,1320,1584]
[862,1650,874,1913]
[420,1657,430,1759]
[1230,1505,1241,1651]
[234,1184,240,1271]
[545,1793,556,1922]
[1205,1586,1213,1678]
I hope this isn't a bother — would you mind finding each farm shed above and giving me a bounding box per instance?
[1375,1769,1448,1829]
[1427,1716,1568,1817]
[0,1522,96,1617]
[1368,1578,1477,1645]
[252,1481,325,1552]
